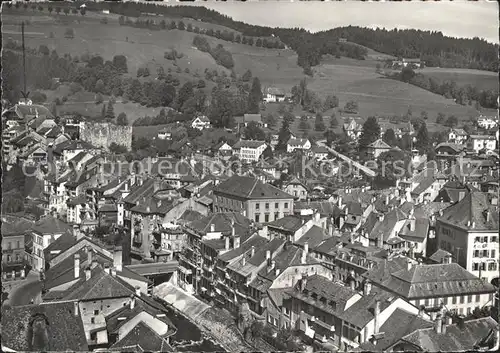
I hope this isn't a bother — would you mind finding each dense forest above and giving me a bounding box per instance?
[92,2,499,72]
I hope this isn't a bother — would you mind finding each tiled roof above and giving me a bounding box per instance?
[435,142,466,153]
[232,139,266,149]
[67,194,87,206]
[287,138,310,147]
[1,214,35,236]
[32,215,71,235]
[266,215,305,233]
[368,139,391,149]
[400,317,498,351]
[428,249,453,264]
[188,212,252,236]
[214,175,293,200]
[398,218,429,241]
[368,208,408,241]
[52,140,96,155]
[178,209,205,224]
[219,235,269,263]
[359,308,433,351]
[110,322,173,352]
[295,225,330,248]
[248,238,286,267]
[438,191,498,231]
[259,246,318,282]
[341,290,395,327]
[1,302,88,352]
[370,262,496,299]
[267,87,286,96]
[295,201,342,217]
[312,236,341,255]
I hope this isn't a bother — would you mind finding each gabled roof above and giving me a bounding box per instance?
[32,216,71,235]
[295,225,330,248]
[368,208,408,241]
[232,139,266,149]
[428,249,453,264]
[266,215,305,233]
[341,290,396,327]
[400,317,498,352]
[218,234,269,263]
[438,191,498,231]
[398,218,429,241]
[1,302,88,352]
[188,212,252,236]
[110,321,173,352]
[435,142,466,153]
[258,245,318,283]
[214,175,294,200]
[267,87,286,96]
[312,237,341,255]
[368,139,391,149]
[287,138,310,147]
[52,139,96,155]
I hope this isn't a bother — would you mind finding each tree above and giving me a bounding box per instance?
[420,111,428,120]
[48,6,53,14]
[298,116,310,131]
[80,7,86,16]
[330,116,339,128]
[262,145,273,160]
[55,7,61,15]
[276,119,291,152]
[95,93,103,104]
[175,82,194,112]
[264,113,277,128]
[64,8,70,15]
[117,112,128,126]
[324,94,339,110]
[247,77,262,114]
[382,128,397,146]
[359,116,381,150]
[64,28,74,39]
[39,45,50,56]
[324,129,336,147]
[241,69,252,82]
[401,66,416,83]
[157,66,166,80]
[344,100,358,113]
[445,115,459,128]
[95,79,105,93]
[415,122,431,153]
[109,143,128,154]
[314,113,326,131]
[112,55,128,73]
[245,121,266,140]
[177,21,185,30]
[436,112,446,124]
[197,79,206,89]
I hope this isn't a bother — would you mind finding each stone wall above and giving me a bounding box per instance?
[79,122,132,151]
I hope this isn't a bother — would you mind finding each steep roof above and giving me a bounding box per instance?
[1,302,88,352]
[341,290,396,327]
[368,208,408,241]
[232,139,266,149]
[267,87,286,96]
[400,317,498,351]
[266,215,305,233]
[1,214,35,236]
[287,138,310,147]
[188,212,252,236]
[213,175,294,200]
[110,321,173,352]
[368,139,391,149]
[295,225,330,248]
[438,191,498,231]
[32,216,70,235]
[398,218,429,241]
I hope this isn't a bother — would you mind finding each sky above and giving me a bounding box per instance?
[172,0,499,44]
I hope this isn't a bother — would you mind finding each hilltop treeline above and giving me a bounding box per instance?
[97,2,498,72]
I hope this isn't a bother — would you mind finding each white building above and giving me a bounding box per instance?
[447,128,468,145]
[263,87,286,103]
[287,138,311,153]
[435,191,499,284]
[469,135,497,153]
[477,116,498,130]
[191,116,211,130]
[232,140,267,163]
[31,216,71,271]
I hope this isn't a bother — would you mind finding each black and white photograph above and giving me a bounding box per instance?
[1,0,499,352]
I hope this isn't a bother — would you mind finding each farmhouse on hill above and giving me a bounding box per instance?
[191,115,211,130]
[263,87,287,103]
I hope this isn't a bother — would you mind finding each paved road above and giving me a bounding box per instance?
[8,278,43,306]
[317,140,377,177]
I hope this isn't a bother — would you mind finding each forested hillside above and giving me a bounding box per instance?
[93,2,498,72]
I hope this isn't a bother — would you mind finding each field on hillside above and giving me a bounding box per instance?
[416,67,499,91]
[2,9,493,124]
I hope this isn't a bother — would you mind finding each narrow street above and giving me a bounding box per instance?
[4,272,42,306]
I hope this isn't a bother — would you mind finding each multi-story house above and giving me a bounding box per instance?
[287,138,311,153]
[153,221,186,262]
[367,139,391,158]
[191,115,211,130]
[363,259,497,317]
[476,116,498,130]
[2,125,24,161]
[31,215,71,271]
[178,212,254,295]
[284,177,309,201]
[343,118,363,141]
[435,191,499,283]
[232,140,267,163]
[397,167,441,204]
[447,128,468,144]
[1,214,34,279]
[212,175,294,223]
[282,274,428,351]
[434,143,467,162]
[263,87,286,103]
[469,134,497,153]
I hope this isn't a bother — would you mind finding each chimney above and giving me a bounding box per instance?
[113,246,123,272]
[418,305,424,317]
[225,236,230,251]
[377,233,383,249]
[275,268,280,277]
[301,242,308,264]
[407,260,413,271]
[111,268,116,277]
[486,210,491,222]
[74,301,79,317]
[130,294,135,309]
[242,256,246,266]
[269,260,276,271]
[374,300,381,334]
[300,275,308,292]
[435,314,443,334]
[234,235,240,249]
[445,315,452,326]
[378,213,384,222]
[104,264,110,274]
[135,286,141,296]
[409,219,416,232]
[210,223,215,232]
[345,207,349,216]
[364,281,372,296]
[251,246,255,257]
[266,250,271,263]
[458,191,465,201]
[337,196,343,207]
[349,277,356,291]
[385,194,389,205]
[85,267,91,281]
[87,247,93,265]
[73,224,83,240]
[74,254,80,279]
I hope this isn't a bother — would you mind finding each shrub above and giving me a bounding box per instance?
[61,96,68,103]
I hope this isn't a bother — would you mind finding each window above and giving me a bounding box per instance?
[467,307,471,315]
[444,297,448,305]
[482,250,488,257]
[473,263,479,271]
[255,215,260,223]
[255,203,260,210]
[473,250,480,258]
[284,202,289,209]
[94,310,99,315]
[7,242,11,250]
[16,241,20,249]
[468,295,472,303]
[90,317,95,324]
[90,332,97,340]
[275,203,279,209]
[265,203,269,209]
[283,307,290,317]
[488,262,497,271]
[7,255,11,262]
[265,214,269,222]
[452,296,457,304]
[275,212,279,220]
[491,236,498,243]
[476,294,481,302]
[491,250,496,259]
[460,296,465,304]
[424,299,429,306]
